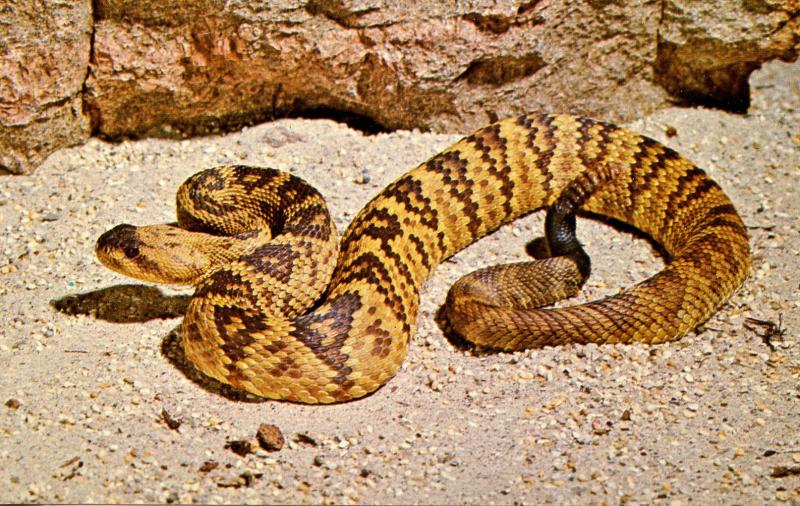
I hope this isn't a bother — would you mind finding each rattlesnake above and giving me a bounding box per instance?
[96,113,751,403]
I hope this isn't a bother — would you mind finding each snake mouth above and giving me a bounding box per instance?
[96,224,141,259]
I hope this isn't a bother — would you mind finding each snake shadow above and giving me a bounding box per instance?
[51,284,264,402]
[51,284,191,322]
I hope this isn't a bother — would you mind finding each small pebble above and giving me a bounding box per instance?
[224,439,254,457]
[256,423,284,452]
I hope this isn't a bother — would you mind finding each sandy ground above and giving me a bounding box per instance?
[1,59,798,505]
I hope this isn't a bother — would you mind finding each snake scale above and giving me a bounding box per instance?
[96,113,751,404]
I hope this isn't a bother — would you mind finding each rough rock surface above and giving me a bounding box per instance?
[1,0,799,173]
[656,0,800,111]
[0,0,92,174]
[85,0,800,139]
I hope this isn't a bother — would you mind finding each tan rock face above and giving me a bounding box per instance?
[656,0,800,111]
[85,0,799,139]
[86,0,671,137]
[0,0,92,174]
[1,0,798,173]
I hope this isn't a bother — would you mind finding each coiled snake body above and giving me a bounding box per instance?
[96,114,751,403]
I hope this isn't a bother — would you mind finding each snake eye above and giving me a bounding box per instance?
[96,224,141,260]
[123,244,140,259]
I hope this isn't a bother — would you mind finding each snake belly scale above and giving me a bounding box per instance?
[95,113,751,403]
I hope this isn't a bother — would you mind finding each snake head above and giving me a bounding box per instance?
[95,223,202,285]
[96,223,251,286]
[95,223,162,281]
[97,224,140,258]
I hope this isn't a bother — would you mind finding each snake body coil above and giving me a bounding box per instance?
[96,114,751,403]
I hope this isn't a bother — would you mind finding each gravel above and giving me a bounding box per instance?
[1,59,798,504]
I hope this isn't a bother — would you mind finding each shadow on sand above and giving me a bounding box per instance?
[52,284,264,402]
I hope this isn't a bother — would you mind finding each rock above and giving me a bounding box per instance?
[256,423,284,452]
[0,0,92,174]
[224,439,255,457]
[2,1,798,173]
[655,0,800,111]
[198,460,219,473]
[293,432,319,447]
[85,0,799,141]
[161,408,182,431]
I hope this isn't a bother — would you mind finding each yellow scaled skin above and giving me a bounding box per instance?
[96,114,751,403]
